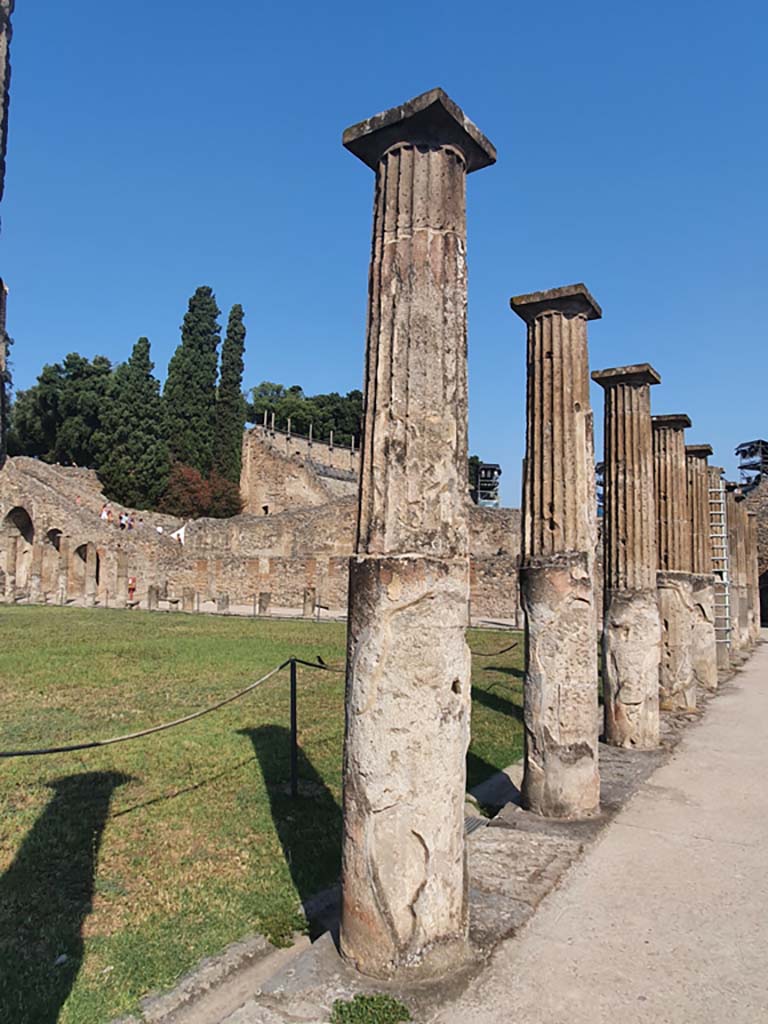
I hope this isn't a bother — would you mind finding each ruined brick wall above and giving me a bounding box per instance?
[1,458,523,619]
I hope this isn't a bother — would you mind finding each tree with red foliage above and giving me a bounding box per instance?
[158,464,243,519]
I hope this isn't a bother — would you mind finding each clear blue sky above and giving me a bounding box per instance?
[3,0,766,505]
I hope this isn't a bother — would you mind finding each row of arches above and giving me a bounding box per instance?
[1,505,101,603]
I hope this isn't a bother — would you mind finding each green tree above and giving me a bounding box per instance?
[7,353,112,465]
[246,383,363,446]
[95,337,170,508]
[164,286,221,475]
[214,304,247,484]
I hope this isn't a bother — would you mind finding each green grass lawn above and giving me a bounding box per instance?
[0,607,524,1024]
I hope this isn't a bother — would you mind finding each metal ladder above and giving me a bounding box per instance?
[709,475,731,650]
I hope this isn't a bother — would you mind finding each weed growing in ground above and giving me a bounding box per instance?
[330,993,412,1023]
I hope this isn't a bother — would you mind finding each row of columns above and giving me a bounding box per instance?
[336,88,761,981]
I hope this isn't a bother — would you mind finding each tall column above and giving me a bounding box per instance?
[116,549,129,607]
[686,445,718,691]
[592,364,661,748]
[726,491,746,659]
[511,284,601,817]
[340,89,496,978]
[652,414,695,710]
[735,496,751,652]
[747,512,761,643]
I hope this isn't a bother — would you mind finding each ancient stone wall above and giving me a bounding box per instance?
[240,427,357,515]
[0,457,521,620]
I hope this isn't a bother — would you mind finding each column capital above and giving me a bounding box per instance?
[510,283,602,323]
[592,363,661,388]
[685,444,713,459]
[652,414,691,432]
[342,87,497,173]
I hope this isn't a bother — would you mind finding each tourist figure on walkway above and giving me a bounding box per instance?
[100,503,109,521]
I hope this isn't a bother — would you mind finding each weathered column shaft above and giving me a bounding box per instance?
[116,549,129,607]
[28,541,43,602]
[4,531,16,598]
[652,415,695,710]
[726,491,746,656]
[513,284,601,818]
[340,89,496,978]
[736,498,751,650]
[84,542,98,606]
[747,513,760,642]
[593,364,660,749]
[686,445,717,692]
[57,536,69,605]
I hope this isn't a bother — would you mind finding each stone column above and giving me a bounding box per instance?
[116,549,129,608]
[147,584,160,611]
[707,466,731,673]
[511,284,601,817]
[84,542,98,607]
[257,591,270,616]
[736,497,751,652]
[216,593,230,613]
[652,414,695,710]
[747,512,760,643]
[302,586,316,619]
[592,364,661,748]
[686,445,718,691]
[57,536,69,605]
[340,89,496,978]
[726,491,746,659]
[182,587,196,613]
[3,531,16,600]
[28,542,43,603]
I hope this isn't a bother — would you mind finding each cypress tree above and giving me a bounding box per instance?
[164,285,221,475]
[97,338,170,507]
[214,303,247,484]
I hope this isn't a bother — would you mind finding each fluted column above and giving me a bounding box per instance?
[747,512,761,643]
[340,89,496,979]
[593,364,661,748]
[652,414,695,709]
[511,283,601,819]
[686,444,717,691]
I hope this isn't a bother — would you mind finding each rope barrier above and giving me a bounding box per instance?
[0,661,291,758]
[0,641,517,759]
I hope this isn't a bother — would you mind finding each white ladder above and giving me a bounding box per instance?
[709,476,731,650]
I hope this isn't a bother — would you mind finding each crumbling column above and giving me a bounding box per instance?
[257,591,270,616]
[686,445,718,691]
[57,536,69,605]
[747,512,760,642]
[726,491,746,660]
[340,89,496,977]
[707,466,731,673]
[216,593,229,614]
[736,497,751,651]
[84,542,98,607]
[652,415,695,709]
[592,364,661,748]
[116,549,129,608]
[511,284,601,817]
[182,587,196,613]
[28,541,43,603]
[3,531,16,600]
[302,586,316,619]
[147,584,160,611]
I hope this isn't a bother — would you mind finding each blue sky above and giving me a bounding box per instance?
[2,0,766,505]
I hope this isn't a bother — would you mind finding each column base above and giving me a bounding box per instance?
[691,574,718,692]
[602,588,660,749]
[520,553,600,819]
[340,554,471,979]
[657,571,695,711]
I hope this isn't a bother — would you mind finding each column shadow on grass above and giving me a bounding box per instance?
[238,726,342,939]
[471,681,524,722]
[0,771,131,1024]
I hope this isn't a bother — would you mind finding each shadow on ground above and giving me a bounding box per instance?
[471,682,524,722]
[0,771,131,1024]
[239,726,342,938]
